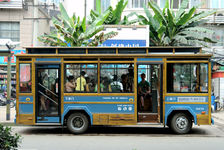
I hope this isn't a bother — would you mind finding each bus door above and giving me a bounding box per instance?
[35,64,61,123]
[137,63,162,123]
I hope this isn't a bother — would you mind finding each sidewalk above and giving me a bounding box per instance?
[212,109,224,125]
[0,106,16,124]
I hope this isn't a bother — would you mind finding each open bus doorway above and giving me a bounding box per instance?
[36,64,61,123]
[137,64,162,123]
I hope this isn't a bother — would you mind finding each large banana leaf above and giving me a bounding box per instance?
[175,0,189,20]
[176,7,196,26]
[39,3,117,47]
[113,0,128,24]
[138,0,217,46]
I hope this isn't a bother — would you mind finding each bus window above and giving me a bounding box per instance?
[200,64,208,92]
[19,64,32,93]
[65,64,97,93]
[167,63,208,93]
[100,64,134,93]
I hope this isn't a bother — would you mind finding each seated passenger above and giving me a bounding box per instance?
[109,75,123,92]
[65,76,76,93]
[138,73,150,110]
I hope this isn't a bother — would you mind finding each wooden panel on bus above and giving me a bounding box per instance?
[17,114,33,125]
[197,114,210,125]
[93,114,135,125]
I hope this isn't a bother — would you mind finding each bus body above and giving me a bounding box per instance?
[15,47,213,134]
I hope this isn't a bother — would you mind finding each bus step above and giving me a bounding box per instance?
[138,113,159,123]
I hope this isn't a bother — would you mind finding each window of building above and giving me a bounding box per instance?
[211,26,224,47]
[102,0,111,12]
[100,64,134,93]
[65,64,98,93]
[210,0,224,8]
[127,0,190,9]
[0,22,20,42]
[167,63,208,93]
[94,0,111,12]
[19,64,31,93]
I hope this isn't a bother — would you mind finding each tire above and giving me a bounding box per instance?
[170,113,192,134]
[67,113,89,134]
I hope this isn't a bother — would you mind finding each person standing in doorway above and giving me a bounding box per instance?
[138,73,150,110]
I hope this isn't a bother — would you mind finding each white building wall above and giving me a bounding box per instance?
[62,0,94,18]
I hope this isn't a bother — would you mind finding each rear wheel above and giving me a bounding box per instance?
[170,113,192,134]
[67,113,89,134]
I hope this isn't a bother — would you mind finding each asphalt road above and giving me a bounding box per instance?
[10,123,224,150]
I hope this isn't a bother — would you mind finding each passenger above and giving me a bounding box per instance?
[65,76,76,93]
[75,71,86,92]
[121,74,128,92]
[38,70,48,114]
[127,64,134,92]
[85,77,90,92]
[138,73,150,110]
[109,75,123,92]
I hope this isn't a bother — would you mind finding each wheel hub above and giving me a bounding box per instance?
[176,117,188,130]
[72,117,84,129]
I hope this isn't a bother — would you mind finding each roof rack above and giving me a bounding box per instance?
[24,47,202,55]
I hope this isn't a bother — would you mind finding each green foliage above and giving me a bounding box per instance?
[38,3,117,47]
[0,124,21,150]
[89,0,137,25]
[137,0,216,46]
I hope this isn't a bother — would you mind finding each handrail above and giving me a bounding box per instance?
[38,83,58,97]
[38,91,58,105]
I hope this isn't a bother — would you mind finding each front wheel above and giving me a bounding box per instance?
[170,113,192,134]
[67,113,89,134]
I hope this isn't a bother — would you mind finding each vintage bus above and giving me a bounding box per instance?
[15,47,213,134]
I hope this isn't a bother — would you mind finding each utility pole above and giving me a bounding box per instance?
[6,46,12,120]
[84,0,87,23]
[0,39,19,121]
[33,0,39,46]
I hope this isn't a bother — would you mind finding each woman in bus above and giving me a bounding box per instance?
[138,73,151,110]
[65,76,76,93]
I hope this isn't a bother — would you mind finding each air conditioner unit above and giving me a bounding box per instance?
[216,13,224,16]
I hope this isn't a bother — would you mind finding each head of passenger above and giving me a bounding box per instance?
[121,74,127,82]
[128,64,134,76]
[81,71,86,77]
[68,76,74,82]
[113,75,118,81]
[141,73,146,82]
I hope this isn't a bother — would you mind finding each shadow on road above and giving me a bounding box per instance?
[19,126,209,136]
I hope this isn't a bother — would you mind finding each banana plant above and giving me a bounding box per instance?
[89,0,137,25]
[138,0,216,46]
[38,3,117,46]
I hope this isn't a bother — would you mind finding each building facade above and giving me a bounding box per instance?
[0,0,60,92]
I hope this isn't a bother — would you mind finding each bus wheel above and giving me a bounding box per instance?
[170,113,192,134]
[67,113,89,134]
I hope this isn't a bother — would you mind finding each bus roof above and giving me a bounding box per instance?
[15,47,212,59]
[20,46,207,55]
